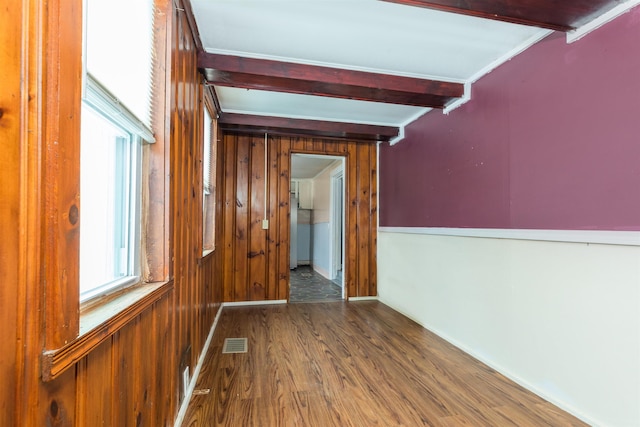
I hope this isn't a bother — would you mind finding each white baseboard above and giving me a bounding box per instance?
[174,306,223,427]
[222,299,287,307]
[378,298,596,426]
[312,264,331,279]
[348,296,378,301]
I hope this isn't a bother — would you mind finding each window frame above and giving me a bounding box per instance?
[78,89,145,302]
[77,0,155,303]
[202,86,218,254]
[41,0,174,381]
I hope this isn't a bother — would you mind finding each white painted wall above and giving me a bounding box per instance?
[311,160,341,224]
[312,222,331,279]
[378,231,640,427]
[311,160,342,278]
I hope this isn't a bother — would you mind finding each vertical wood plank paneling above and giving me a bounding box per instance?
[14,0,83,424]
[218,134,377,302]
[7,0,221,425]
[357,143,371,297]
[369,145,378,297]
[346,142,359,298]
[266,138,279,300]
[291,137,306,153]
[277,138,292,300]
[40,367,77,426]
[154,293,174,426]
[249,137,267,300]
[305,139,315,152]
[236,135,251,301]
[115,322,136,426]
[187,27,199,370]
[42,0,83,350]
[0,1,22,424]
[172,8,186,384]
[222,135,238,302]
[77,340,113,426]
[312,138,326,153]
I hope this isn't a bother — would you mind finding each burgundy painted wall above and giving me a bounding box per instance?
[380,7,640,230]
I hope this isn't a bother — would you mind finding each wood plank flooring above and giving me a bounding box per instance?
[182,301,588,426]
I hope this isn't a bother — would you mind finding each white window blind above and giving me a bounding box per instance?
[85,0,154,129]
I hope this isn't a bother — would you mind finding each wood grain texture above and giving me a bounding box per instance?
[380,0,621,31]
[199,52,463,108]
[183,302,589,426]
[3,0,222,425]
[41,0,83,352]
[218,134,377,302]
[0,0,23,424]
[218,113,399,142]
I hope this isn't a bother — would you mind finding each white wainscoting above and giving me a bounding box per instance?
[378,230,640,427]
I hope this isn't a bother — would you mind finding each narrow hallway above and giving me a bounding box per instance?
[289,266,342,303]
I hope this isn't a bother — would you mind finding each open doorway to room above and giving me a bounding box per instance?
[289,154,345,303]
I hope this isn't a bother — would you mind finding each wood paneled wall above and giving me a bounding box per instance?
[1,2,23,425]
[1,0,220,425]
[219,134,378,301]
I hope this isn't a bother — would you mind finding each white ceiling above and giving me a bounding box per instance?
[291,154,343,180]
[216,87,426,126]
[190,0,550,129]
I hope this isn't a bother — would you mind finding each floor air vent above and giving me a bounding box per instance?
[222,338,247,354]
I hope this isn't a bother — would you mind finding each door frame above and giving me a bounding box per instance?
[329,163,345,292]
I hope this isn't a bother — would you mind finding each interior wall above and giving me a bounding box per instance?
[312,160,341,223]
[311,160,342,277]
[379,6,640,231]
[1,0,221,425]
[377,7,640,427]
[1,2,23,425]
[167,3,221,418]
[378,232,640,426]
[218,134,377,301]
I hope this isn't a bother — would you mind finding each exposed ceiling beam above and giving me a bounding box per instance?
[218,113,399,142]
[380,0,622,31]
[199,53,463,109]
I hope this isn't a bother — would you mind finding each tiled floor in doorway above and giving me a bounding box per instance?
[290,265,343,303]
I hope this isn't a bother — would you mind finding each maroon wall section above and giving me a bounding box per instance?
[380,7,640,230]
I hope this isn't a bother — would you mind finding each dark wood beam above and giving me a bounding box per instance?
[199,52,463,109]
[218,113,399,142]
[380,0,621,31]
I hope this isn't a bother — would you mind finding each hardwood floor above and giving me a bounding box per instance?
[182,301,587,426]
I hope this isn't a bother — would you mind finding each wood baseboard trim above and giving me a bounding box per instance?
[173,305,223,427]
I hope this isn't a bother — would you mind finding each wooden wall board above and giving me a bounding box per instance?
[218,133,378,302]
[3,0,222,425]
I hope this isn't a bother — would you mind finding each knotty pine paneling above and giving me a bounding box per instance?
[219,134,377,302]
[0,1,22,425]
[3,0,222,425]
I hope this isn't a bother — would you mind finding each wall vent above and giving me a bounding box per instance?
[222,338,247,354]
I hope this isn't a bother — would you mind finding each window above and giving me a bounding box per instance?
[79,102,142,300]
[80,0,155,301]
[202,93,217,253]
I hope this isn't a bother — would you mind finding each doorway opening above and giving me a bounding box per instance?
[289,154,345,303]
